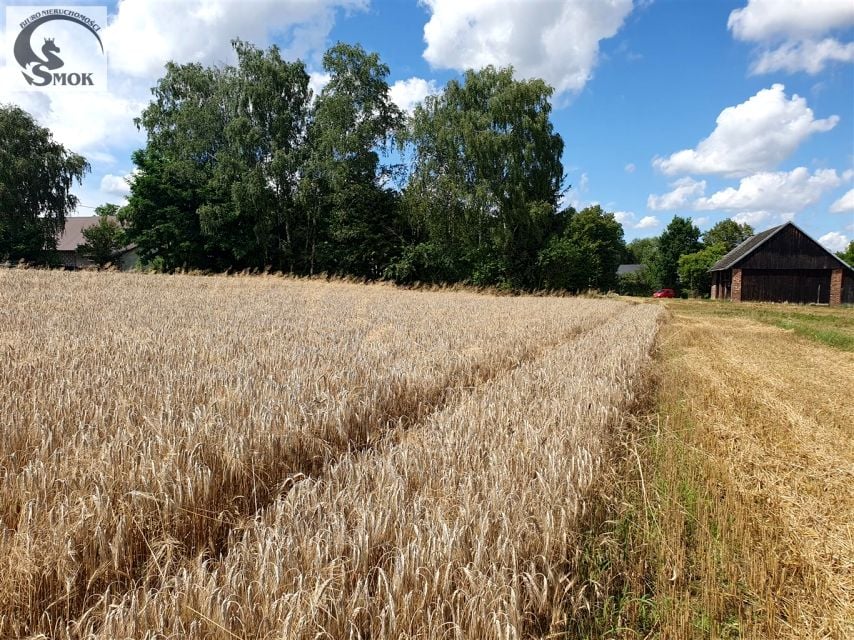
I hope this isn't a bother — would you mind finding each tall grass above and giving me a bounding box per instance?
[0,269,661,637]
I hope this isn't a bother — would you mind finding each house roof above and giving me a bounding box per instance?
[57,216,99,251]
[617,263,644,275]
[57,216,136,255]
[708,221,852,272]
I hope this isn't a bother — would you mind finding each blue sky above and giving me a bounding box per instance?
[1,0,853,249]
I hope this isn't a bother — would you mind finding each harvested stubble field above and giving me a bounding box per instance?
[0,269,662,639]
[598,299,854,640]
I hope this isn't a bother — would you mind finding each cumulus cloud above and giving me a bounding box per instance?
[732,210,773,226]
[612,211,634,225]
[421,0,633,97]
[654,85,837,177]
[635,215,659,229]
[309,72,332,97]
[830,188,854,213]
[612,211,660,230]
[728,0,854,75]
[103,0,367,78]
[389,77,439,114]
[647,177,706,211]
[624,162,636,173]
[818,231,849,253]
[728,0,854,41]
[100,173,132,197]
[0,66,147,163]
[752,38,854,74]
[695,167,846,213]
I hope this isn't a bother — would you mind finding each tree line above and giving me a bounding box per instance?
[2,39,851,293]
[620,217,756,297]
[119,39,619,291]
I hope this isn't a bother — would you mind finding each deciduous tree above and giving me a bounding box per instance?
[836,240,854,266]
[678,242,727,297]
[0,105,89,263]
[539,206,624,292]
[301,43,403,277]
[398,66,565,287]
[653,216,701,290]
[702,219,753,251]
[79,204,126,267]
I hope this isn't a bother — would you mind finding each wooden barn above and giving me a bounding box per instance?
[709,222,854,305]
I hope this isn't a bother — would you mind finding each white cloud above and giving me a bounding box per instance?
[647,177,706,211]
[421,0,633,97]
[654,84,838,177]
[624,162,636,173]
[635,215,659,229]
[0,67,147,163]
[818,231,849,253]
[732,210,772,226]
[728,0,854,41]
[830,188,854,213]
[389,77,439,114]
[694,216,710,227]
[309,71,331,97]
[612,211,660,230]
[100,173,132,197]
[695,167,846,212]
[613,211,635,225]
[751,38,854,74]
[728,0,854,75]
[103,0,367,78]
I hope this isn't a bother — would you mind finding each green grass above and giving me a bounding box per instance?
[666,299,854,351]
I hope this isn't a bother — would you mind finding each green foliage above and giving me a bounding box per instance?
[539,205,624,292]
[79,204,126,267]
[397,66,565,288]
[301,42,404,277]
[200,40,312,270]
[126,40,403,277]
[0,105,89,263]
[122,149,215,271]
[677,242,727,297]
[653,216,702,291]
[620,237,661,295]
[625,236,660,266]
[702,219,753,251]
[836,240,854,266]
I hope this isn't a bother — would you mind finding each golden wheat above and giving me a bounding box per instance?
[0,269,661,638]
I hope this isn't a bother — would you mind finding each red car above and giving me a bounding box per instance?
[653,288,676,298]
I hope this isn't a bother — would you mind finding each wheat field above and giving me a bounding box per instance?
[0,269,662,638]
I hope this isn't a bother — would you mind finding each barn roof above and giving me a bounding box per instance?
[709,222,852,272]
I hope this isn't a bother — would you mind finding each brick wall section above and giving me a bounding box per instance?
[732,268,742,302]
[830,268,843,306]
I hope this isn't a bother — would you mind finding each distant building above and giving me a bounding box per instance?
[709,222,853,305]
[617,263,644,276]
[56,216,138,270]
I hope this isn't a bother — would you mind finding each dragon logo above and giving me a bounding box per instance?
[12,10,104,87]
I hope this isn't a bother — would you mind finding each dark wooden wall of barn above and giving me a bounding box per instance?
[844,271,854,304]
[741,269,831,304]
[739,225,841,270]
